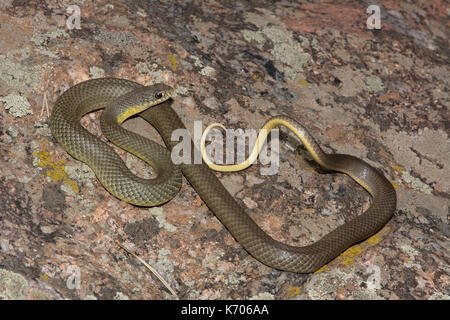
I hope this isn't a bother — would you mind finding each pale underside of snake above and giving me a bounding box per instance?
[50,77,396,273]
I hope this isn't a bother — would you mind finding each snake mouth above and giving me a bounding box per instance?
[144,88,173,107]
[154,88,174,105]
[164,88,174,101]
[116,88,174,124]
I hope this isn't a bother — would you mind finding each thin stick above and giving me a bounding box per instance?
[40,71,50,117]
[115,238,179,299]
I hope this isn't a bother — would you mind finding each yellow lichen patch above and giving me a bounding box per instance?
[341,245,363,266]
[40,274,49,280]
[314,264,330,274]
[287,286,301,298]
[367,235,381,247]
[367,225,390,246]
[32,150,79,194]
[168,53,177,72]
[393,165,403,173]
[299,79,309,86]
[378,147,387,156]
[315,225,391,271]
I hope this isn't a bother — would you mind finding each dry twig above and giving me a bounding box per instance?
[115,238,179,299]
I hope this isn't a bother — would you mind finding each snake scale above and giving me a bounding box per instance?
[51,78,396,273]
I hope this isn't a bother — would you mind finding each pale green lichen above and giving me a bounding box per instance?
[0,48,43,94]
[400,244,422,269]
[94,30,138,48]
[264,27,311,79]
[113,291,130,300]
[225,274,240,285]
[310,38,325,58]
[30,140,41,154]
[241,30,265,44]
[249,292,275,300]
[402,171,432,194]
[29,288,54,300]
[0,269,28,299]
[136,62,174,84]
[7,126,19,137]
[365,76,385,92]
[18,175,33,184]
[428,292,450,300]
[60,183,77,197]
[173,86,189,97]
[0,239,10,253]
[2,135,12,144]
[400,244,419,257]
[147,248,176,288]
[307,268,383,300]
[31,28,69,59]
[189,55,204,68]
[0,94,33,117]
[242,26,311,80]
[199,66,216,78]
[149,207,177,232]
[89,66,106,79]
[80,198,94,213]
[34,121,51,137]
[65,164,95,191]
[305,270,352,299]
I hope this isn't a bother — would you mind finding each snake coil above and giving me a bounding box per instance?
[51,78,396,272]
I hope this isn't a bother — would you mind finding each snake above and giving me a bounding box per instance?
[50,77,396,273]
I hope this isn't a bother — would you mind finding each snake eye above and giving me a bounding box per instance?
[155,92,164,99]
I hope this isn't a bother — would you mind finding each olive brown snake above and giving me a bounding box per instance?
[50,77,396,273]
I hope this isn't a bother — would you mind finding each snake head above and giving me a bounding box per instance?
[145,83,174,104]
[105,84,174,124]
[126,83,174,109]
